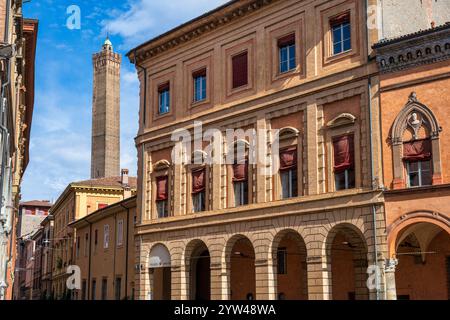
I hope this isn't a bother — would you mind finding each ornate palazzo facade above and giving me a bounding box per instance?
[128,0,450,300]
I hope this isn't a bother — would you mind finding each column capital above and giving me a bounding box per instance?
[384,258,398,273]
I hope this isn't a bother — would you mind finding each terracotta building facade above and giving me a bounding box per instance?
[128,0,389,301]
[374,23,450,300]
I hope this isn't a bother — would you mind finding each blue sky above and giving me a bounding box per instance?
[22,0,227,202]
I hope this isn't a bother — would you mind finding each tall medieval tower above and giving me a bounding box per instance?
[91,38,121,179]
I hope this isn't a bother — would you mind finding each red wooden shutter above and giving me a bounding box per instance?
[233,163,248,182]
[156,176,168,201]
[232,51,248,89]
[333,135,354,172]
[279,147,298,171]
[192,168,206,194]
[403,139,432,161]
[97,203,108,210]
[278,34,295,47]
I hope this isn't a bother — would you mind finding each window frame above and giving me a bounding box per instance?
[321,3,359,66]
[117,219,124,247]
[277,247,288,275]
[326,122,360,193]
[158,83,170,115]
[193,69,207,103]
[406,160,432,188]
[278,34,296,74]
[332,134,356,191]
[331,18,351,56]
[103,224,110,250]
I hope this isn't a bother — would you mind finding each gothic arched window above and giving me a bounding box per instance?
[390,92,442,189]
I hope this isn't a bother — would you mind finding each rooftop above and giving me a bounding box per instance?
[71,176,137,189]
[20,200,52,207]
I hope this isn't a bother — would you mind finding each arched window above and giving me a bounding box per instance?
[390,92,442,189]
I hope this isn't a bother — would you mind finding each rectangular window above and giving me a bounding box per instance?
[103,225,110,249]
[81,280,87,300]
[84,233,89,257]
[94,229,98,247]
[158,83,170,114]
[192,192,205,213]
[76,236,80,259]
[280,170,298,199]
[91,280,96,300]
[156,176,169,218]
[192,168,206,213]
[193,69,207,103]
[232,51,248,89]
[115,277,122,300]
[279,147,298,199]
[277,248,287,274]
[406,160,432,187]
[233,163,248,206]
[101,278,108,300]
[403,139,432,188]
[117,219,124,246]
[333,135,355,191]
[331,13,351,55]
[278,34,296,73]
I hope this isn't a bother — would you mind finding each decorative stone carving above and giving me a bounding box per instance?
[390,92,441,145]
[384,258,398,273]
[407,112,423,140]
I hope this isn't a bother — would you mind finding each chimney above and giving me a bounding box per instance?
[121,168,129,186]
[121,169,131,199]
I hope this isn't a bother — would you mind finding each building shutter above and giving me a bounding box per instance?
[233,163,248,182]
[330,11,350,26]
[333,135,355,172]
[232,51,248,88]
[192,68,206,78]
[156,176,168,201]
[278,33,295,47]
[158,82,169,92]
[192,168,206,194]
[280,147,298,171]
[403,139,432,161]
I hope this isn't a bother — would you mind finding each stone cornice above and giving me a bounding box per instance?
[374,23,450,74]
[127,0,278,63]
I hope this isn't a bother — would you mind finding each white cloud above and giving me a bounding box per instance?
[102,0,228,49]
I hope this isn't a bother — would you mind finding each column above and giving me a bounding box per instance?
[255,259,275,300]
[307,255,331,300]
[384,258,398,300]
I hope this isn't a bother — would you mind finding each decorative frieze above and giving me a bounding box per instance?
[374,23,450,74]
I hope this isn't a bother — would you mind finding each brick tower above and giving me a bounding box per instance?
[91,37,121,179]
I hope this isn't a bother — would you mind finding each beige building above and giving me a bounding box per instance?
[40,215,54,299]
[128,0,388,300]
[71,196,136,300]
[51,172,136,299]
